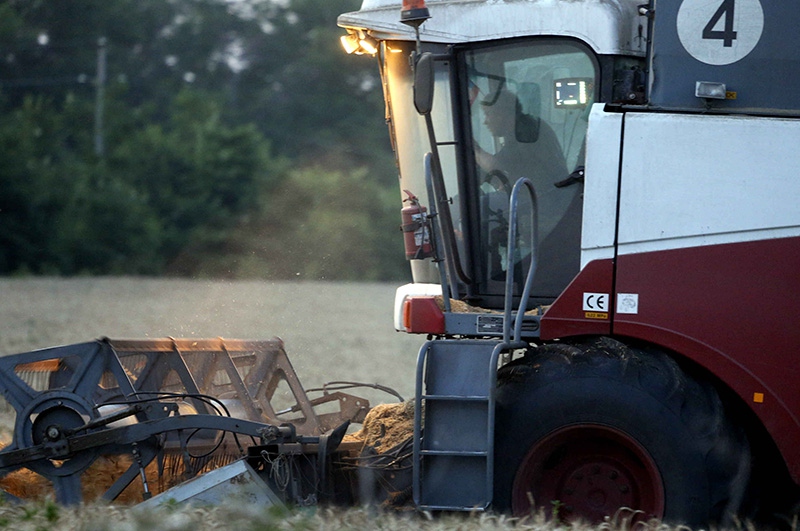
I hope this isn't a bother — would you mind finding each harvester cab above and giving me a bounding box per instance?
[340,0,646,339]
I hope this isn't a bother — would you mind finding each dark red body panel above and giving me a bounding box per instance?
[614,237,800,482]
[541,259,613,339]
[541,237,800,483]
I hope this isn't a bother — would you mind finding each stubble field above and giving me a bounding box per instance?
[0,277,423,400]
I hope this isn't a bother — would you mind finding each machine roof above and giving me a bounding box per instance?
[338,0,647,56]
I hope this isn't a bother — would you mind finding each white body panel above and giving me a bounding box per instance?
[339,0,646,56]
[581,108,800,265]
[581,105,622,267]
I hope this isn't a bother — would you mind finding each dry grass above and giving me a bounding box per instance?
[0,501,703,531]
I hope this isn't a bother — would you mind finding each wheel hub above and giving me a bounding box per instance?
[560,460,637,512]
[512,424,665,523]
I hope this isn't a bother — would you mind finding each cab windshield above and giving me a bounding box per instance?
[463,40,597,303]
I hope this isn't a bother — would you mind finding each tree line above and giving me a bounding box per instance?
[0,0,409,281]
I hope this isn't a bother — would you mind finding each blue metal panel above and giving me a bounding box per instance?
[648,0,800,115]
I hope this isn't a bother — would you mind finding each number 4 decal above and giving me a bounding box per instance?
[677,0,764,66]
[703,0,737,48]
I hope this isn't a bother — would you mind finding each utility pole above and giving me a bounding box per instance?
[94,37,107,157]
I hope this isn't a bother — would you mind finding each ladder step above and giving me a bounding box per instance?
[421,394,489,401]
[418,504,488,512]
[420,450,488,457]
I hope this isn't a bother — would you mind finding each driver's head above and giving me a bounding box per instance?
[481,88,518,139]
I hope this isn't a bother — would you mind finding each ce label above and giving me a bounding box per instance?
[583,293,609,312]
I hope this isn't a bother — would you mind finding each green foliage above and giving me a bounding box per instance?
[263,166,406,281]
[0,87,282,275]
[0,0,405,281]
[108,89,283,263]
[0,94,91,273]
[237,0,393,175]
[188,165,408,281]
[43,501,59,524]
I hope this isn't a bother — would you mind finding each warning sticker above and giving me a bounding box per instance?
[617,293,639,315]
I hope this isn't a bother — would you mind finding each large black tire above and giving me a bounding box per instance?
[493,337,749,527]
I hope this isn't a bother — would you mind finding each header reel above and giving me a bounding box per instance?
[0,338,370,505]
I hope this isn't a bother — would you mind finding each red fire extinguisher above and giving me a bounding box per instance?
[401,190,433,260]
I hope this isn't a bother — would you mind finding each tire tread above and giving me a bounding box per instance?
[493,337,749,526]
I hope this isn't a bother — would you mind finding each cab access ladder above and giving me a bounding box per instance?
[412,178,538,511]
[412,339,506,510]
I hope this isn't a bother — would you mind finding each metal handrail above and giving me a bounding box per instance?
[502,178,539,345]
[424,152,454,308]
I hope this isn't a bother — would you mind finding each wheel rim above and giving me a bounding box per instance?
[511,424,665,523]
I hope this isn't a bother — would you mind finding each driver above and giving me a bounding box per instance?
[474,86,575,245]
[473,84,582,295]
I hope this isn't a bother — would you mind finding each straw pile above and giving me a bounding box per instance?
[343,401,414,453]
[0,453,178,503]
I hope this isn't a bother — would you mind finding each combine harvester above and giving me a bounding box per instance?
[2,0,800,527]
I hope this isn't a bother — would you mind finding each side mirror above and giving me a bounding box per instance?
[413,52,435,115]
